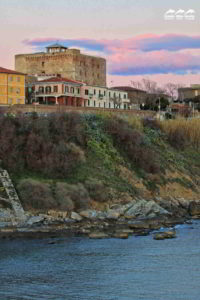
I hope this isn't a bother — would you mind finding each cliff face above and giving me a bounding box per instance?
[0,112,200,218]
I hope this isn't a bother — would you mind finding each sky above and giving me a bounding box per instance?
[1,0,200,87]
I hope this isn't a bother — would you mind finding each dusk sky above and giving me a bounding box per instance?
[1,0,200,87]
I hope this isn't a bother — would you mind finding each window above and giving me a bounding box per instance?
[42,62,45,67]
[77,88,80,94]
[104,102,106,108]
[114,92,116,98]
[70,87,74,93]
[45,86,51,93]
[109,102,111,108]
[97,74,99,79]
[94,101,96,107]
[99,102,101,108]
[8,98,12,105]
[88,100,90,106]
[53,86,58,93]
[97,64,100,69]
[16,88,20,94]
[8,76,13,82]
[39,86,44,93]
[80,70,82,76]
[65,86,69,93]
[17,77,20,82]
[104,90,106,96]
[124,94,126,99]
[109,92,111,98]
[85,89,89,95]
[94,89,96,95]
[99,90,101,96]
[85,71,87,77]
[119,93,121,99]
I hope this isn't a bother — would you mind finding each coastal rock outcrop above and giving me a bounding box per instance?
[188,201,200,217]
[124,199,169,219]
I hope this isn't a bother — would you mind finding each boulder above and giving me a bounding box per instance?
[70,212,82,221]
[153,230,176,240]
[105,210,121,220]
[128,221,150,230]
[113,232,129,239]
[124,200,169,219]
[79,210,98,219]
[26,216,45,226]
[188,201,200,217]
[89,232,108,239]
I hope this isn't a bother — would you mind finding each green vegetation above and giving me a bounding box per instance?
[0,112,200,211]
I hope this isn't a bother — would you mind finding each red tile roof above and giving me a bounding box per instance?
[38,77,84,84]
[0,67,26,75]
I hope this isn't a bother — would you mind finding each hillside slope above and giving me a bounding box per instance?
[0,112,200,217]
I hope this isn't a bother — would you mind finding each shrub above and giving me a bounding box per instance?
[55,182,90,211]
[104,117,160,174]
[54,182,75,211]
[17,179,55,210]
[85,179,108,202]
[143,118,162,131]
[0,113,86,178]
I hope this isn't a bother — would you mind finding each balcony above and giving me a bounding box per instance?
[35,90,81,98]
[98,94,104,99]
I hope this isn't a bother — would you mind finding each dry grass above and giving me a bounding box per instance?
[127,116,143,131]
[161,118,200,150]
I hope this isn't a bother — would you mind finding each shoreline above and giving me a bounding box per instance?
[0,214,197,240]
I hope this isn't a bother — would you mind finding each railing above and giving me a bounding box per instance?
[35,91,81,97]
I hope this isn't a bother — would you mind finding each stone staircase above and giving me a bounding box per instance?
[0,168,26,227]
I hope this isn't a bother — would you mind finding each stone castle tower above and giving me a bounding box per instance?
[15,43,106,87]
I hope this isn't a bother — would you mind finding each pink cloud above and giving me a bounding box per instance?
[22,34,200,76]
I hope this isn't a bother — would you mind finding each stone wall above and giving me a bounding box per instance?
[15,49,106,87]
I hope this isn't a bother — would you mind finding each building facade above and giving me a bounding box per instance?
[15,43,106,87]
[178,85,200,101]
[30,77,130,109]
[0,67,25,105]
[112,86,147,109]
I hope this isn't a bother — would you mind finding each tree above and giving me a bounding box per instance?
[111,95,123,109]
[164,83,185,102]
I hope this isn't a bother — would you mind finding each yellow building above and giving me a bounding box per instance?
[0,67,26,105]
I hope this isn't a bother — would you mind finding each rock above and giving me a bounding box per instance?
[79,210,98,219]
[128,221,150,230]
[124,200,169,219]
[105,210,121,220]
[120,229,133,234]
[26,216,45,226]
[89,232,108,239]
[70,212,82,221]
[135,230,149,236]
[113,232,129,239]
[47,210,60,218]
[188,201,200,217]
[153,230,176,240]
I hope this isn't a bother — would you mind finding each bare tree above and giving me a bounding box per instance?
[130,78,168,110]
[164,83,185,102]
[111,95,123,108]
